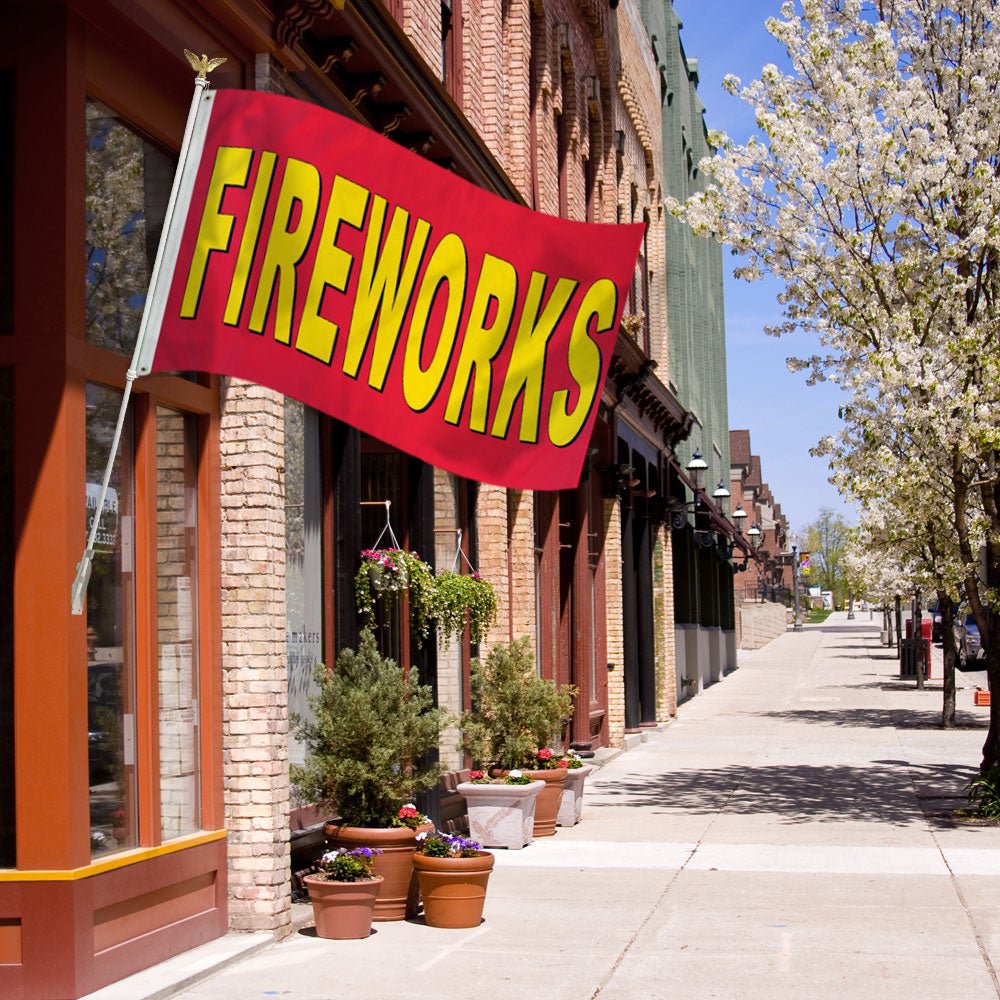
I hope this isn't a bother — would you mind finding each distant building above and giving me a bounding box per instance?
[730,430,792,604]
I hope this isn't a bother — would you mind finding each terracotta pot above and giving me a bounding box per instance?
[457,780,544,849]
[556,763,594,827]
[413,851,494,928]
[324,822,432,921]
[303,874,382,940]
[489,769,567,837]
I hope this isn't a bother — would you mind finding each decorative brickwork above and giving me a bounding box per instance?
[219,380,291,931]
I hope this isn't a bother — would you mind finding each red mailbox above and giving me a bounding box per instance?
[921,618,933,678]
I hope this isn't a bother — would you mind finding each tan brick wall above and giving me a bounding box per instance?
[653,523,678,721]
[738,602,787,651]
[604,497,625,747]
[476,485,512,650]
[434,469,464,770]
[220,376,291,935]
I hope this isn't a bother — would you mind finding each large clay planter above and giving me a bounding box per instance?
[413,851,495,928]
[491,768,567,837]
[324,822,432,921]
[303,874,383,940]
[457,780,544,849]
[556,763,594,827]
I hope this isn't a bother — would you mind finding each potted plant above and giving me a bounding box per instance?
[291,629,448,920]
[355,548,437,643]
[457,769,545,850]
[459,638,577,837]
[433,570,498,649]
[302,847,384,940]
[555,749,595,827]
[110,808,128,843]
[412,831,495,928]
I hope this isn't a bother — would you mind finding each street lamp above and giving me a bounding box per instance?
[732,506,747,532]
[747,523,763,549]
[686,449,708,492]
[712,480,731,504]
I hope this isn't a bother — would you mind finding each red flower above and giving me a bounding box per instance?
[537,748,553,762]
[470,770,484,780]
[556,759,570,769]
[398,805,419,820]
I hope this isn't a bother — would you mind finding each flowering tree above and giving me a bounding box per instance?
[670,0,1000,768]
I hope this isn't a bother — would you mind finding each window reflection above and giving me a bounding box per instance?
[86,383,137,858]
[285,400,323,769]
[157,407,201,839]
[85,99,173,356]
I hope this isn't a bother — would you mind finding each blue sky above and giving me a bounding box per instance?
[672,0,854,534]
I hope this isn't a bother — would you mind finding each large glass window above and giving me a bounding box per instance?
[156,407,201,839]
[85,99,173,356]
[285,400,323,768]
[0,369,12,866]
[86,383,137,858]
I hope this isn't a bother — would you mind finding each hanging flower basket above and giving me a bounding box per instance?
[355,548,436,642]
[433,570,498,649]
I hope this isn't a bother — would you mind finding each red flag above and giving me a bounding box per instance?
[143,90,643,490]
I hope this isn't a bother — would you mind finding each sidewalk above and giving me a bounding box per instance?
[102,614,1000,1000]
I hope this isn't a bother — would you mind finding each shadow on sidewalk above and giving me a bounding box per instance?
[592,759,977,825]
[759,707,987,730]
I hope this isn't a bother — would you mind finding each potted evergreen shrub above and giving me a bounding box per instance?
[292,629,448,920]
[459,638,577,837]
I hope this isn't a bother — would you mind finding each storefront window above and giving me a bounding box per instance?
[360,445,405,663]
[85,99,173,356]
[285,400,323,768]
[0,369,13,866]
[156,407,201,839]
[86,383,138,858]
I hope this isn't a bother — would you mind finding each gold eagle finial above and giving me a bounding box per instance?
[184,49,227,79]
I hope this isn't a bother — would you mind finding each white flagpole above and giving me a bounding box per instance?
[71,68,217,615]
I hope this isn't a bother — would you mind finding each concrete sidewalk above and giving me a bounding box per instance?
[105,613,1000,1000]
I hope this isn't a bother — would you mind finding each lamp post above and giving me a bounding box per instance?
[790,533,803,631]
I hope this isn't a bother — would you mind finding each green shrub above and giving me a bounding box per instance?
[460,637,577,770]
[291,629,447,828]
[968,765,1000,819]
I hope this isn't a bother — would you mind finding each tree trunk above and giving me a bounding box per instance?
[939,590,956,729]
[984,652,999,775]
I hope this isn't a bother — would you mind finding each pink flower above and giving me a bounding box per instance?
[470,770,484,780]
[398,805,419,820]
[556,759,570,769]
[537,748,553,762]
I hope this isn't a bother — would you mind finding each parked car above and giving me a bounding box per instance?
[953,611,985,670]
[929,599,959,642]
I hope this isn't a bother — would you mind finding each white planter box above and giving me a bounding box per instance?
[556,763,593,827]
[457,781,545,850]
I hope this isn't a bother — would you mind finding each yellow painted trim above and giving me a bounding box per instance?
[0,829,227,882]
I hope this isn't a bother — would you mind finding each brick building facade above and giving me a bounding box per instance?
[0,2,732,995]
